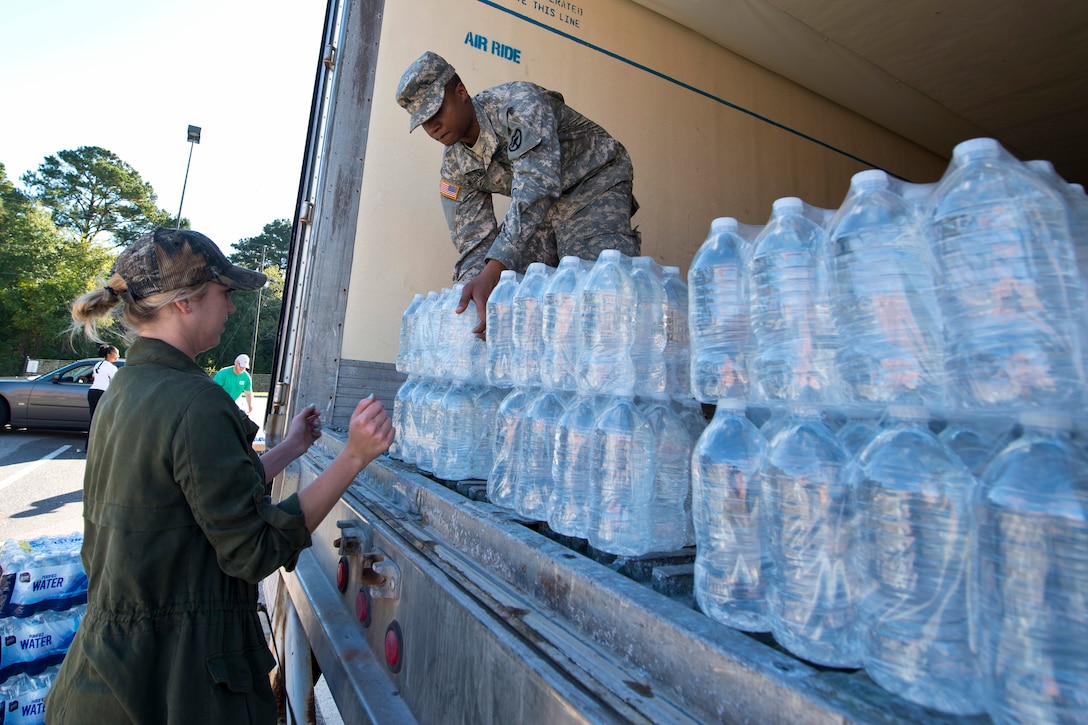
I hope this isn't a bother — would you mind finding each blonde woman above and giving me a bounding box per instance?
[47,228,394,723]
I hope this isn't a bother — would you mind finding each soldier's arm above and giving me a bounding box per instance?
[487,86,563,272]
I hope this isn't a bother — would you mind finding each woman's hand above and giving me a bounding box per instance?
[343,396,395,469]
[286,404,323,451]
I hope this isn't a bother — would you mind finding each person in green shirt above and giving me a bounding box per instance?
[214,353,254,413]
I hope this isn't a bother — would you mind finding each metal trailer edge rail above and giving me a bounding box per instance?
[264,431,982,724]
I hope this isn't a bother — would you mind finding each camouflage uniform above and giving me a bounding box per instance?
[396,52,641,282]
[439,81,641,281]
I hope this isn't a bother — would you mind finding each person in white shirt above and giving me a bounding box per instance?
[85,344,119,451]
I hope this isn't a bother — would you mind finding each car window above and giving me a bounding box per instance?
[57,364,95,384]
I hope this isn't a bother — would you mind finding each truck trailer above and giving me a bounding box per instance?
[260,1,1086,722]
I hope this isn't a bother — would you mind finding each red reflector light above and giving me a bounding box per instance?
[384,621,403,673]
[355,588,371,626]
[336,556,349,592]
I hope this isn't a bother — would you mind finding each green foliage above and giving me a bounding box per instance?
[21,146,174,247]
[0,163,116,374]
[3,149,290,379]
[231,218,291,271]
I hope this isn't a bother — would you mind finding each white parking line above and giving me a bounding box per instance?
[0,445,71,491]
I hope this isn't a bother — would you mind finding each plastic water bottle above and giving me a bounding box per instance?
[977,411,1088,725]
[1028,160,1088,378]
[486,270,520,387]
[445,284,486,382]
[432,383,476,481]
[389,377,418,460]
[749,198,839,404]
[396,293,424,374]
[689,217,751,403]
[587,397,654,555]
[514,389,568,520]
[829,170,945,407]
[929,138,1085,411]
[849,406,983,715]
[471,386,506,480]
[836,414,880,457]
[938,417,1009,478]
[549,394,605,538]
[511,263,551,389]
[691,399,770,631]
[0,604,85,680]
[577,250,636,396]
[400,378,431,466]
[675,399,709,442]
[418,380,448,473]
[0,664,57,725]
[643,401,695,550]
[762,405,858,667]
[413,291,440,376]
[661,266,690,399]
[541,256,585,392]
[487,388,534,511]
[630,257,668,397]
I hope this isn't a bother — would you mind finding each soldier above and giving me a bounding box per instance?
[396,51,641,336]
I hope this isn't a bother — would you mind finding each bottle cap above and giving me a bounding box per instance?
[1017,410,1074,431]
[711,217,738,233]
[772,197,804,214]
[885,405,929,422]
[850,169,889,189]
[953,137,1000,159]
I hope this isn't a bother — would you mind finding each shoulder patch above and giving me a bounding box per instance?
[504,120,542,160]
[440,179,460,201]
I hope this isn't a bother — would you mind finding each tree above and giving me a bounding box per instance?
[231,219,291,271]
[0,164,116,374]
[21,146,174,247]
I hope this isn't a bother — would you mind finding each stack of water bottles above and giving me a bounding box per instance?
[391,252,707,558]
[0,534,88,725]
[392,285,503,481]
[689,137,1088,720]
[486,254,705,557]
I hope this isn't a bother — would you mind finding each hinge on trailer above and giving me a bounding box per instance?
[299,200,314,225]
[332,520,401,600]
[323,44,337,69]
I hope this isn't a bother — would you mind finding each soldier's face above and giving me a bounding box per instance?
[422,83,476,147]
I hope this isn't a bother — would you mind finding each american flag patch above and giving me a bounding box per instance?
[439,179,460,201]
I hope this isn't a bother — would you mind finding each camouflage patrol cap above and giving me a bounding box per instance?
[112,228,266,300]
[396,51,456,132]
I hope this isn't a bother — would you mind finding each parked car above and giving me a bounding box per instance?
[0,359,125,432]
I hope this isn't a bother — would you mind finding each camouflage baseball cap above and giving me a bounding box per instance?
[396,51,456,132]
[112,228,267,300]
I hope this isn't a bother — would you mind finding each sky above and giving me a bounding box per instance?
[0,0,326,254]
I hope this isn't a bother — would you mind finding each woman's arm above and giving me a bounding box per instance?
[297,396,394,531]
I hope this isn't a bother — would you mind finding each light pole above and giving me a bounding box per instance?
[250,244,266,369]
[175,125,201,229]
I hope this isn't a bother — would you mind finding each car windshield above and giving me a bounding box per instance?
[56,364,96,384]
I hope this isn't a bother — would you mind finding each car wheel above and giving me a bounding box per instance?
[0,398,9,430]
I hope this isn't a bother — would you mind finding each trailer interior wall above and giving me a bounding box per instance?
[340,0,946,366]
